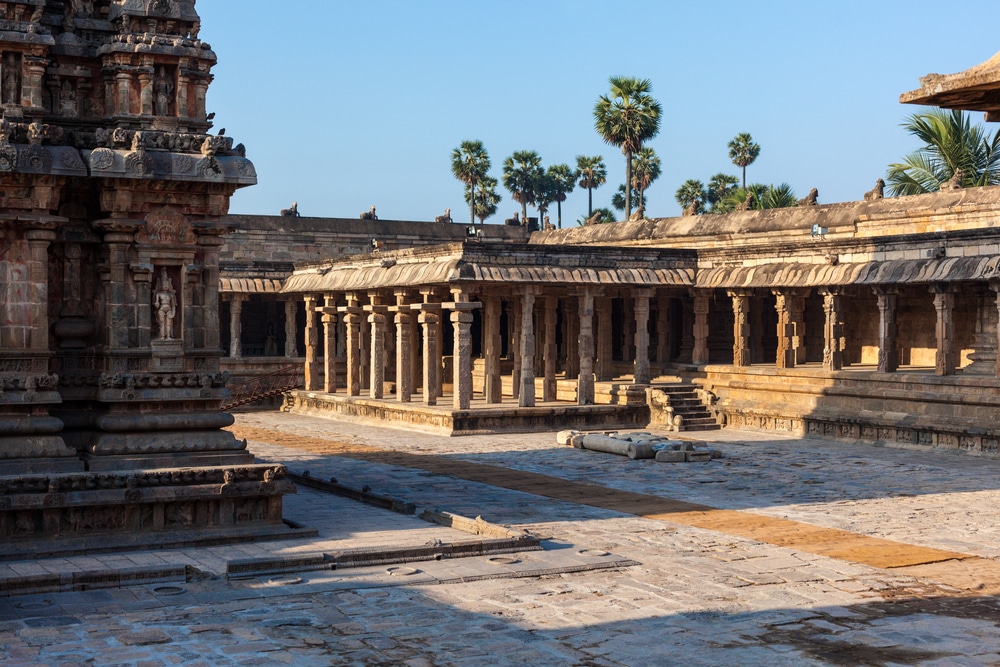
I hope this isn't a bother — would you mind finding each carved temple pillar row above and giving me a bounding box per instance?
[773,288,807,369]
[413,296,442,406]
[483,294,503,403]
[633,289,653,384]
[228,294,246,359]
[284,300,298,358]
[339,293,363,397]
[564,297,579,380]
[391,289,413,403]
[874,287,899,373]
[729,290,753,367]
[656,293,672,367]
[930,284,957,376]
[543,296,558,402]
[691,290,710,365]
[519,288,537,407]
[595,296,614,381]
[303,294,319,391]
[365,292,389,400]
[447,288,481,410]
[321,295,338,393]
[820,288,844,371]
[577,288,597,405]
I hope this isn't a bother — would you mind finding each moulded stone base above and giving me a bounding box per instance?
[82,449,255,471]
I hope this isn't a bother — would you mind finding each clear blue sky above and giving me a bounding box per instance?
[197,1,999,223]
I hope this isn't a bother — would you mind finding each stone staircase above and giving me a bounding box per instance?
[648,384,721,432]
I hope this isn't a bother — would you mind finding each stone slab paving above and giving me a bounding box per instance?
[3,413,1000,664]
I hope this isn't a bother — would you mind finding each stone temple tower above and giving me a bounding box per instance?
[0,0,294,557]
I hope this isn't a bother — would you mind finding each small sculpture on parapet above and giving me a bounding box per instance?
[629,204,646,221]
[736,192,753,211]
[504,212,519,226]
[583,211,601,226]
[360,205,378,220]
[435,208,452,223]
[280,202,300,217]
[798,188,818,206]
[682,200,700,217]
[940,169,965,191]
[864,178,885,201]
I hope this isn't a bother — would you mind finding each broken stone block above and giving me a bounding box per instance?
[556,430,580,446]
[570,434,587,449]
[655,450,686,463]
[685,451,713,462]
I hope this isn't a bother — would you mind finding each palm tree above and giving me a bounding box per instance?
[576,155,606,217]
[757,183,797,209]
[631,147,661,211]
[612,184,644,212]
[451,140,491,225]
[502,150,543,226]
[534,172,558,229]
[594,76,662,220]
[706,173,739,210]
[886,109,1000,196]
[546,163,577,229]
[674,179,705,211]
[466,175,501,224]
[728,132,760,189]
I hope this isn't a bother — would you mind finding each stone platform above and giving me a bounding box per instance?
[283,389,650,436]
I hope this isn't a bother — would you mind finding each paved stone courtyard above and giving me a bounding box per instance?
[4,413,1000,666]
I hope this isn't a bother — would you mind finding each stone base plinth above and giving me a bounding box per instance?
[0,464,300,560]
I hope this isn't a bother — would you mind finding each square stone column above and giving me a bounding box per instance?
[874,287,899,373]
[622,297,635,362]
[229,295,245,359]
[820,288,844,371]
[284,300,298,358]
[728,289,752,367]
[320,295,338,393]
[543,296,558,402]
[564,298,579,379]
[391,289,414,402]
[412,299,442,406]
[595,296,614,381]
[360,308,371,392]
[633,289,653,384]
[656,293,672,368]
[931,285,956,376]
[444,289,482,410]
[690,289,710,365]
[511,296,522,401]
[338,294,363,396]
[483,294,503,403]
[303,295,319,391]
[365,293,389,399]
[577,289,597,405]
[519,289,537,407]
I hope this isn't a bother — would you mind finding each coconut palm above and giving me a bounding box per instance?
[674,179,705,211]
[546,163,577,229]
[728,132,760,189]
[451,140,491,225]
[576,155,607,217]
[594,76,662,220]
[886,109,1000,196]
[466,175,501,224]
[631,147,661,212]
[502,150,543,226]
[612,184,644,213]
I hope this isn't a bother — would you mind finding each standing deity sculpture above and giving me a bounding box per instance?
[153,268,178,340]
[154,67,173,116]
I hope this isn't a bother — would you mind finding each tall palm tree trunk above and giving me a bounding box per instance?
[469,182,476,225]
[588,187,593,216]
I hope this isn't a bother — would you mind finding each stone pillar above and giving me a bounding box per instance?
[433,292,445,399]
[519,289,537,407]
[729,290,752,367]
[360,307,371,392]
[340,294,363,397]
[321,295,337,393]
[24,228,54,351]
[773,289,800,369]
[229,295,244,359]
[447,288,480,410]
[200,233,225,352]
[392,289,413,403]
[595,296,614,381]
[483,294,502,403]
[100,224,137,352]
[303,295,319,391]
[414,301,441,406]
[623,297,635,362]
[820,288,844,371]
[366,292,389,399]
[874,287,899,373]
[511,296,521,400]
[176,72,190,118]
[691,290,710,365]
[284,300,298,357]
[577,289,596,405]
[138,69,153,116]
[564,298,579,379]
[931,285,956,376]
[633,289,652,384]
[115,71,131,115]
[24,56,47,111]
[656,293,671,367]
[543,296,558,402]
